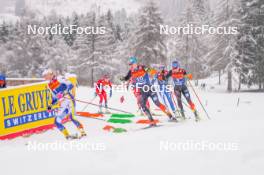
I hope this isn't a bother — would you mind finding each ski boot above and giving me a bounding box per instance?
[78,127,87,137]
[149,120,157,127]
[168,113,178,122]
[62,129,79,140]
[180,110,186,120]
[193,110,200,122]
[105,109,111,114]
[98,105,103,114]
[66,134,79,140]
[173,110,181,119]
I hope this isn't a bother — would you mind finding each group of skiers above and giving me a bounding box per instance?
[42,56,199,139]
[119,57,199,125]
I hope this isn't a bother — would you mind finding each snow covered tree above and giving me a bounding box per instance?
[0,21,10,44]
[168,0,211,81]
[71,10,119,86]
[205,0,240,91]
[235,0,264,90]
[64,12,79,47]
[6,19,46,77]
[130,1,167,66]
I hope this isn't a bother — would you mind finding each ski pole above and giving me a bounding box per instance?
[80,96,97,111]
[71,98,134,114]
[188,80,211,119]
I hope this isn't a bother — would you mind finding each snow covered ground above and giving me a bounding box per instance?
[0,81,264,175]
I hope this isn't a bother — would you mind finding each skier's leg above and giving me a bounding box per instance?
[174,86,183,111]
[146,99,150,109]
[161,91,168,108]
[98,93,104,113]
[174,86,185,118]
[182,85,196,111]
[103,91,108,108]
[55,107,70,138]
[182,85,199,120]
[134,89,144,115]
[139,91,154,122]
[103,91,110,113]
[69,113,86,136]
[133,89,141,109]
[150,91,174,119]
[164,91,176,112]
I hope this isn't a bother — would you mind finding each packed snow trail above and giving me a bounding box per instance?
[0,86,264,175]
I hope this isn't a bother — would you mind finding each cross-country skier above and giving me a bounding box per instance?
[166,61,200,121]
[152,65,179,117]
[43,69,86,139]
[0,73,6,88]
[95,74,112,114]
[126,73,150,115]
[120,57,177,126]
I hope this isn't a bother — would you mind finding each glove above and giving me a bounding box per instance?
[186,74,193,80]
[120,77,125,81]
[47,105,52,113]
[120,96,125,103]
[110,89,112,98]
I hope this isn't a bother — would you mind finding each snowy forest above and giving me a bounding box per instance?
[0,0,263,91]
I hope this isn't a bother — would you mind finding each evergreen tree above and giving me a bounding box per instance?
[205,0,240,91]
[235,0,264,89]
[131,1,167,66]
[0,21,9,44]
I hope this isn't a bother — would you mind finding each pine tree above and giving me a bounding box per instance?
[131,1,167,66]
[168,0,211,81]
[0,21,9,44]
[7,18,46,77]
[205,0,240,91]
[236,0,264,90]
[64,12,79,47]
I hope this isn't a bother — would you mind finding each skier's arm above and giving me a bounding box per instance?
[109,81,113,97]
[120,70,132,81]
[95,81,101,94]
[183,70,193,80]
[165,70,172,79]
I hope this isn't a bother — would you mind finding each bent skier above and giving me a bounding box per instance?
[166,61,200,121]
[152,64,179,118]
[120,57,177,126]
[43,69,86,139]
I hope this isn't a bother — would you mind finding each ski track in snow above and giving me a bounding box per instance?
[0,85,264,175]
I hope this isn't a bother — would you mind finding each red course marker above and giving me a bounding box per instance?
[136,119,160,124]
[76,112,103,118]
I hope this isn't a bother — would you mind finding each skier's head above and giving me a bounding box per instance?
[172,61,180,69]
[128,56,138,66]
[42,69,55,81]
